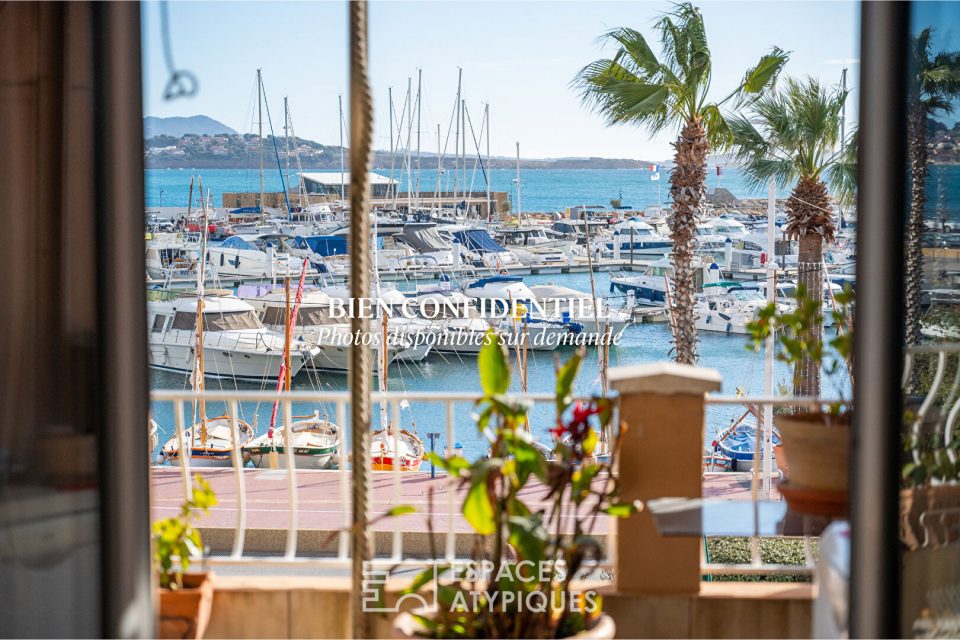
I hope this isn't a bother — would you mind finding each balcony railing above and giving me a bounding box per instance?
[699,395,836,579]
[150,386,833,582]
[150,389,620,572]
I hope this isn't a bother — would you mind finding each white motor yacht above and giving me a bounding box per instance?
[206,234,316,278]
[147,295,316,381]
[591,218,673,259]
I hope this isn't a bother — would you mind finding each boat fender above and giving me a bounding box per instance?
[726,322,733,333]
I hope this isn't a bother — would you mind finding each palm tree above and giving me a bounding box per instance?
[729,76,856,397]
[905,28,960,348]
[574,3,787,364]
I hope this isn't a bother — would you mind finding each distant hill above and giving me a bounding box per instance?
[144,115,237,138]
[143,115,658,169]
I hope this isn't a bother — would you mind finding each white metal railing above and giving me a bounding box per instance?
[700,395,847,578]
[149,389,616,572]
[903,343,960,468]
[151,387,828,579]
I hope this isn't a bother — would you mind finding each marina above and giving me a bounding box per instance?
[145,163,857,468]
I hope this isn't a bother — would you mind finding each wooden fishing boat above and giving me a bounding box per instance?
[712,419,781,472]
[371,428,425,472]
[244,414,340,469]
[161,415,254,467]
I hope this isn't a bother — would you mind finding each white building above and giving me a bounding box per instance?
[299,172,397,198]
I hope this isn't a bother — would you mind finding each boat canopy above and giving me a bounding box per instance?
[401,225,450,252]
[466,275,524,290]
[229,206,262,214]
[452,229,506,254]
[296,235,348,256]
[219,236,259,250]
[262,305,339,327]
[172,310,263,331]
[295,235,384,256]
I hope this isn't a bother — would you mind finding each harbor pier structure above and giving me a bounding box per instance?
[222,170,510,218]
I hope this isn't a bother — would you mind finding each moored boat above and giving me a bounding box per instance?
[243,413,340,469]
[371,428,425,471]
[161,415,255,467]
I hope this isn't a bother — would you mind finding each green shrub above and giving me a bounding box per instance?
[704,537,816,582]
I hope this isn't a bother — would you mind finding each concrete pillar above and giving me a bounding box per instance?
[609,362,721,594]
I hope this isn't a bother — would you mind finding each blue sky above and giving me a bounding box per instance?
[142,1,859,161]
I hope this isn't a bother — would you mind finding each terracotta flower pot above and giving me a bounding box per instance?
[776,413,849,515]
[392,608,615,639]
[158,572,214,640]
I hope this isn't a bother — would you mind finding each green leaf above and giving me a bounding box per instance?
[463,469,496,535]
[384,505,417,517]
[742,47,790,94]
[603,500,643,517]
[430,453,470,476]
[503,430,547,483]
[477,330,510,396]
[400,564,447,596]
[508,514,548,565]
[555,350,583,414]
[572,464,600,504]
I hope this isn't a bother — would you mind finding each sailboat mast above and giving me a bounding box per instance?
[257,68,264,221]
[436,123,442,212]
[453,68,461,202]
[485,103,491,222]
[415,68,422,212]
[388,87,395,202]
[515,141,521,224]
[339,94,345,205]
[285,274,292,392]
[462,99,467,214]
[196,177,209,444]
[406,77,413,216]
[284,96,291,219]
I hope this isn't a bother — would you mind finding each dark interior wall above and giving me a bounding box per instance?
[0,2,152,637]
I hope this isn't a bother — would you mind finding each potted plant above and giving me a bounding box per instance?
[154,475,217,640]
[746,284,854,514]
[386,332,640,638]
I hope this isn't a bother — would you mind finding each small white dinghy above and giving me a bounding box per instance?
[161,415,254,467]
[244,413,340,470]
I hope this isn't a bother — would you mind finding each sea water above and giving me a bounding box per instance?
[146,167,854,460]
[149,270,849,460]
[146,166,784,212]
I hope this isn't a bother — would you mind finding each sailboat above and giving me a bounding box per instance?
[160,185,254,467]
[242,260,341,470]
[370,429,426,472]
[244,411,339,470]
[370,312,425,472]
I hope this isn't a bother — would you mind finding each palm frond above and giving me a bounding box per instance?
[729,74,854,202]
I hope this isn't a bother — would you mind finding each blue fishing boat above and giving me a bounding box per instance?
[713,418,781,472]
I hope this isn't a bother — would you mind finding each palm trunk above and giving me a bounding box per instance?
[668,120,709,365]
[786,176,833,398]
[905,100,928,348]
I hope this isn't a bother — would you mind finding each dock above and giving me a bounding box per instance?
[150,468,778,556]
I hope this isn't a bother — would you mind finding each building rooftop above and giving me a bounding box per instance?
[299,171,397,186]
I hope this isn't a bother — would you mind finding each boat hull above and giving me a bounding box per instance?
[149,340,310,381]
[246,447,338,470]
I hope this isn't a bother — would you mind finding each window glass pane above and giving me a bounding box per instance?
[903,4,960,636]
